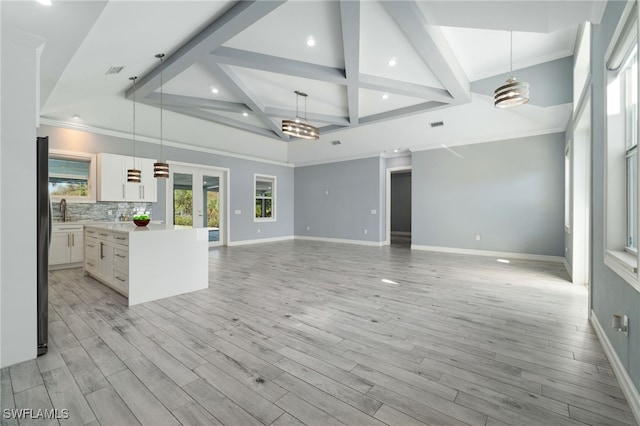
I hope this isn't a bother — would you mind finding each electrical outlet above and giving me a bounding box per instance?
[257,228,261,233]
[325,190,329,195]
[371,209,377,215]
[108,210,113,215]
[234,209,241,215]
[306,226,310,231]
[475,234,481,241]
[364,229,368,234]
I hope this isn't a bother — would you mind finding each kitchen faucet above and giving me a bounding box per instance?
[60,198,69,222]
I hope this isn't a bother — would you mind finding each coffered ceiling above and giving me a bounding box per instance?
[2,0,607,164]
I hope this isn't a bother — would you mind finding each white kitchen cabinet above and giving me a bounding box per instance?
[84,226,128,296]
[97,153,157,202]
[50,224,84,268]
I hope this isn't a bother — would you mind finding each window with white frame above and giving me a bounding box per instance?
[254,174,275,221]
[48,150,97,203]
[605,1,640,290]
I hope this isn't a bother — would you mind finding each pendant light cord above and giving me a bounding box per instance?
[159,54,164,162]
[131,76,137,161]
[510,31,513,74]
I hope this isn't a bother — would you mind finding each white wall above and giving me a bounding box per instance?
[0,28,43,368]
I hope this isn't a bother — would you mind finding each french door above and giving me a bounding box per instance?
[167,164,227,247]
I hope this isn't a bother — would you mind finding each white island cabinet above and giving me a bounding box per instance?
[84,223,208,306]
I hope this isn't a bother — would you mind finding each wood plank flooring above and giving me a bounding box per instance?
[1,240,636,426]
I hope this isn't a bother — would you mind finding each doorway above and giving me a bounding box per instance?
[386,166,412,246]
[166,163,229,247]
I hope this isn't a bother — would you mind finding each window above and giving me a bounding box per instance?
[254,174,275,221]
[604,2,640,290]
[49,150,96,202]
[564,146,571,230]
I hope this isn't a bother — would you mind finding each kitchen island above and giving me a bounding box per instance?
[84,223,208,306]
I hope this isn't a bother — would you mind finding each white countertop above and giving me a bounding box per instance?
[84,222,188,233]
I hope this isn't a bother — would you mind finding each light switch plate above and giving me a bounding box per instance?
[234,209,241,215]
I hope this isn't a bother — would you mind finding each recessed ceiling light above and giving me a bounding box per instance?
[211,87,219,94]
[388,57,397,67]
[242,112,248,117]
[72,114,80,120]
[393,149,399,153]
[37,0,52,5]
[306,36,316,47]
[382,93,389,100]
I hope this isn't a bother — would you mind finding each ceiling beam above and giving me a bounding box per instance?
[340,0,360,126]
[264,107,349,126]
[160,104,283,140]
[209,47,346,84]
[127,0,285,100]
[381,0,470,102]
[359,74,454,103]
[359,101,448,125]
[145,93,246,113]
[202,60,288,139]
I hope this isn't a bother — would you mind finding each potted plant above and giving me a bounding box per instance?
[133,214,150,227]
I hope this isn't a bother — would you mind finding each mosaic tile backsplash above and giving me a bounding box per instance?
[51,201,153,223]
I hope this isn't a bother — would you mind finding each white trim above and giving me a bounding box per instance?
[228,236,294,246]
[292,152,384,168]
[590,311,640,425]
[40,118,293,168]
[385,165,412,246]
[605,250,640,293]
[564,258,573,279]
[411,244,565,263]
[254,173,277,222]
[295,235,384,247]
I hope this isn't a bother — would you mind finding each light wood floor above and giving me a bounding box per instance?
[1,241,636,426]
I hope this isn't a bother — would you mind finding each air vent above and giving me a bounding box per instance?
[105,66,124,75]
[331,140,342,145]
[430,121,444,128]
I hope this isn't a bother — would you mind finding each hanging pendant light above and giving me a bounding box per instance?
[494,31,529,108]
[154,53,169,178]
[127,76,142,183]
[282,91,319,140]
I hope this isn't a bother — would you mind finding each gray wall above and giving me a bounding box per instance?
[1,31,40,367]
[294,157,383,242]
[391,172,411,233]
[412,133,565,256]
[39,125,294,243]
[592,0,640,392]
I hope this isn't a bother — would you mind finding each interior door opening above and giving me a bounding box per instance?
[386,166,412,246]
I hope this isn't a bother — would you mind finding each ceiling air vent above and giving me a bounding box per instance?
[429,121,444,128]
[331,140,341,145]
[105,66,124,75]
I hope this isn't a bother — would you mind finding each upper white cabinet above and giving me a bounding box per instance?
[97,153,157,202]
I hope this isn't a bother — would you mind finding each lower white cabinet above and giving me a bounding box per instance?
[50,224,84,268]
[84,226,129,296]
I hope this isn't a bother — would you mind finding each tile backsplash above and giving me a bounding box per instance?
[52,201,153,223]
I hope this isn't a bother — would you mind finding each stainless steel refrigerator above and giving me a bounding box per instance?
[36,136,50,356]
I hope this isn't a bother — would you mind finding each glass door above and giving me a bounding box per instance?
[169,165,225,247]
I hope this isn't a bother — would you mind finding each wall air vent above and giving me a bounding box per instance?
[105,66,124,75]
[331,140,341,145]
[429,121,444,128]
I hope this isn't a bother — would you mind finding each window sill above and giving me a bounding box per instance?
[254,218,276,223]
[50,195,96,204]
[605,250,640,293]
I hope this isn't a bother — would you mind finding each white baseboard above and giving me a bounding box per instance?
[227,236,294,247]
[564,258,573,279]
[590,311,640,424]
[410,244,564,263]
[295,235,384,247]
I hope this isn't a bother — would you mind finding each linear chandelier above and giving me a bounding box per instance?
[127,76,142,183]
[153,53,170,178]
[282,91,319,140]
[494,31,529,108]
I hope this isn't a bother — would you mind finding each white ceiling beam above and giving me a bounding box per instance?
[209,47,346,84]
[359,74,454,103]
[126,0,285,100]
[381,0,470,102]
[340,0,360,126]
